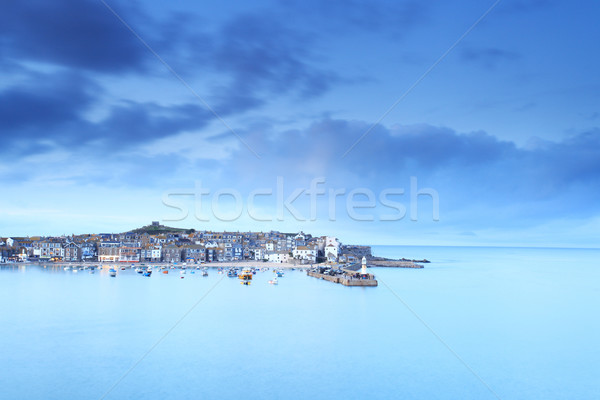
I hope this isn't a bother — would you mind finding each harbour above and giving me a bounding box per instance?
[306,257,378,286]
[0,246,598,399]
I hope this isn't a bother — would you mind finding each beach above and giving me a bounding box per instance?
[24,260,319,269]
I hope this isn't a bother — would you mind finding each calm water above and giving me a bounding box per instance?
[1,246,599,400]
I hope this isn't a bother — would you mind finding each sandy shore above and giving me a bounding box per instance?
[22,260,316,269]
[205,261,309,269]
[14,260,331,270]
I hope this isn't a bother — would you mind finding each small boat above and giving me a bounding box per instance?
[64,266,70,271]
[268,277,278,285]
[109,268,117,277]
[202,270,208,277]
[180,269,186,275]
[72,268,78,273]
[276,270,284,277]
[120,267,126,270]
[238,269,253,283]
[135,268,143,274]
[162,270,169,274]
[143,270,152,277]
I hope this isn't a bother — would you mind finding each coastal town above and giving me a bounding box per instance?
[0,222,373,266]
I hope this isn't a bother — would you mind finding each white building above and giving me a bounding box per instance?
[324,243,338,262]
[151,247,162,260]
[324,236,341,262]
[292,245,317,263]
[267,250,289,263]
[253,248,266,261]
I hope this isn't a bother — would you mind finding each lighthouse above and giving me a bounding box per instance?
[361,256,367,275]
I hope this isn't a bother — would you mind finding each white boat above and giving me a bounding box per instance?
[268,277,278,285]
[64,266,70,271]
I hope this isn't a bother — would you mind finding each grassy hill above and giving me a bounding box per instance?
[128,224,195,234]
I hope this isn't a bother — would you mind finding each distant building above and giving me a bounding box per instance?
[119,244,141,263]
[80,242,97,260]
[163,245,182,263]
[251,247,264,261]
[36,240,63,260]
[63,242,82,262]
[292,245,317,263]
[98,242,120,262]
[184,245,206,263]
[232,244,243,260]
[141,245,161,262]
[267,250,289,263]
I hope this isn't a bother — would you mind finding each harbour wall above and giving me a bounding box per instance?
[307,270,378,287]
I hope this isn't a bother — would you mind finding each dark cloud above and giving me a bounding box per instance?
[0,72,96,132]
[0,0,347,155]
[222,119,600,222]
[0,71,213,156]
[0,0,150,73]
[208,13,339,113]
[95,102,211,145]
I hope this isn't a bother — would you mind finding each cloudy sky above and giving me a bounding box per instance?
[1,0,599,247]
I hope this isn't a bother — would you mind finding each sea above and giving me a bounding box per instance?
[0,245,598,400]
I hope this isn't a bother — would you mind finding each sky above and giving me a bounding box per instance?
[1,0,600,247]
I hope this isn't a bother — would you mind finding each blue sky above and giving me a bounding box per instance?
[1,0,599,247]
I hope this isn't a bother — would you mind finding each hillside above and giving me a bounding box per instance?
[127,224,195,234]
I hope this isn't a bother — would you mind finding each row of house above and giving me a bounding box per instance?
[0,224,371,264]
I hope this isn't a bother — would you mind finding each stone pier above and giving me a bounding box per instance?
[307,270,378,287]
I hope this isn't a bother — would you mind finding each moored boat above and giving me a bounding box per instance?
[238,269,252,284]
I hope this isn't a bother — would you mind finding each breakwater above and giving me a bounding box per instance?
[368,260,424,268]
[307,270,378,287]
